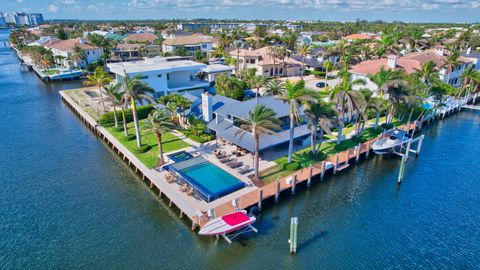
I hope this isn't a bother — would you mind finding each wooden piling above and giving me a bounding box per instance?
[258,189,263,211]
[307,167,313,187]
[416,135,425,156]
[333,155,339,174]
[320,161,326,180]
[289,217,298,254]
[275,180,280,203]
[366,142,371,158]
[398,155,406,183]
[355,145,360,162]
[291,175,297,195]
[405,140,412,160]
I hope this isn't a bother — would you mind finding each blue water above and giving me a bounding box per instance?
[167,151,193,163]
[1,28,480,269]
[181,161,243,194]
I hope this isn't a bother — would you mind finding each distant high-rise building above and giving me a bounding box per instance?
[29,13,44,25]
[14,12,30,25]
[0,12,5,27]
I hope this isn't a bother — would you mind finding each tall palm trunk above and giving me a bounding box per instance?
[254,133,260,180]
[316,129,325,154]
[375,111,381,128]
[301,55,305,79]
[324,66,328,84]
[112,105,119,128]
[156,133,164,164]
[337,110,344,144]
[122,109,128,136]
[98,85,107,112]
[310,123,317,155]
[287,110,295,163]
[131,98,142,147]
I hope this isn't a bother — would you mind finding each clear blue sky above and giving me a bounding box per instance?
[2,0,480,23]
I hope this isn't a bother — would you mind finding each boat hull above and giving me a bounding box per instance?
[199,211,256,236]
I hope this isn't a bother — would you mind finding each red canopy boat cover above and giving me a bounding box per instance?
[222,211,250,226]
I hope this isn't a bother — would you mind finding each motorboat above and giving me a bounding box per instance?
[372,129,411,155]
[199,210,256,237]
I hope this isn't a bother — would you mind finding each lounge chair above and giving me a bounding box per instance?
[186,187,194,196]
[219,155,233,163]
[227,160,243,168]
[180,183,189,193]
[238,165,250,175]
[165,172,175,183]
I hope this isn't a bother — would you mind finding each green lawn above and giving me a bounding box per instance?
[105,121,190,169]
[259,127,383,184]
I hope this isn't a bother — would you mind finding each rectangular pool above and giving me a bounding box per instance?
[167,151,193,163]
[168,156,245,202]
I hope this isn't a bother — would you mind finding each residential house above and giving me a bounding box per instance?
[229,46,303,78]
[342,33,379,42]
[112,43,161,61]
[45,38,103,68]
[207,95,310,153]
[107,56,232,98]
[124,33,158,44]
[161,29,189,40]
[162,35,213,55]
[291,47,340,71]
[461,48,480,71]
[349,47,474,91]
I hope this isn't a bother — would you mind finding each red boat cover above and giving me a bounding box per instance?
[221,212,250,226]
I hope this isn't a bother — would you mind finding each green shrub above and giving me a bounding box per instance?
[99,105,154,126]
[123,134,136,141]
[284,163,300,171]
[111,126,124,132]
[131,145,151,154]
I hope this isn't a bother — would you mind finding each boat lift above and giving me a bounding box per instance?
[392,134,425,183]
[221,224,258,244]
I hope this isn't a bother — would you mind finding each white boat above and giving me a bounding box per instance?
[199,210,256,236]
[372,129,411,155]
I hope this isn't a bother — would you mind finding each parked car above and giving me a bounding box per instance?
[316,82,327,88]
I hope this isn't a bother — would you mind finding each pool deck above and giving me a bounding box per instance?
[60,88,472,230]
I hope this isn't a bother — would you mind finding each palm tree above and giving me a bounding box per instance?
[304,101,335,155]
[444,51,460,84]
[460,66,480,102]
[297,42,312,79]
[120,73,156,147]
[368,97,387,128]
[417,61,438,86]
[368,66,401,97]
[279,80,313,163]
[328,73,366,144]
[322,60,335,86]
[104,83,122,128]
[249,75,266,104]
[235,105,281,180]
[264,79,285,96]
[141,110,175,165]
[83,66,111,112]
[70,45,86,68]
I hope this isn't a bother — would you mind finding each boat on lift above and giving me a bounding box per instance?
[199,210,257,242]
[372,129,411,155]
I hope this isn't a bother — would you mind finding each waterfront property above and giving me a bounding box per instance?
[107,57,232,98]
[229,46,304,78]
[45,38,104,68]
[350,47,475,91]
[162,34,214,55]
[207,95,310,153]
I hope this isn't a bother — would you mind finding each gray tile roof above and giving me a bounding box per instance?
[215,96,302,120]
[207,118,310,152]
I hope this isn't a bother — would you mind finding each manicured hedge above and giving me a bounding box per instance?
[99,105,155,126]
[131,145,151,154]
[284,163,301,171]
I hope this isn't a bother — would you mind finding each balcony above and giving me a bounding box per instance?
[167,79,210,92]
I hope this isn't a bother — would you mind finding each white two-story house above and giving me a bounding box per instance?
[45,38,103,68]
[162,35,213,55]
[107,57,232,98]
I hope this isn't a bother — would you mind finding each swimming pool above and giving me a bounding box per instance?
[168,156,245,202]
[167,151,193,163]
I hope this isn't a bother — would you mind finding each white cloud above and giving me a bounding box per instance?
[48,4,59,13]
[126,0,480,11]
[87,4,98,11]
[16,0,24,3]
[60,0,76,4]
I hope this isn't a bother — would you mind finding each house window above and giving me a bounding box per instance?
[157,74,162,78]
[275,68,278,74]
[167,74,170,80]
[93,51,95,55]
[250,59,255,64]
[139,75,148,79]
[279,68,283,74]
[87,51,90,55]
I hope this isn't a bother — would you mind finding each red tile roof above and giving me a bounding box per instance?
[124,33,158,43]
[46,38,99,51]
[343,33,373,40]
